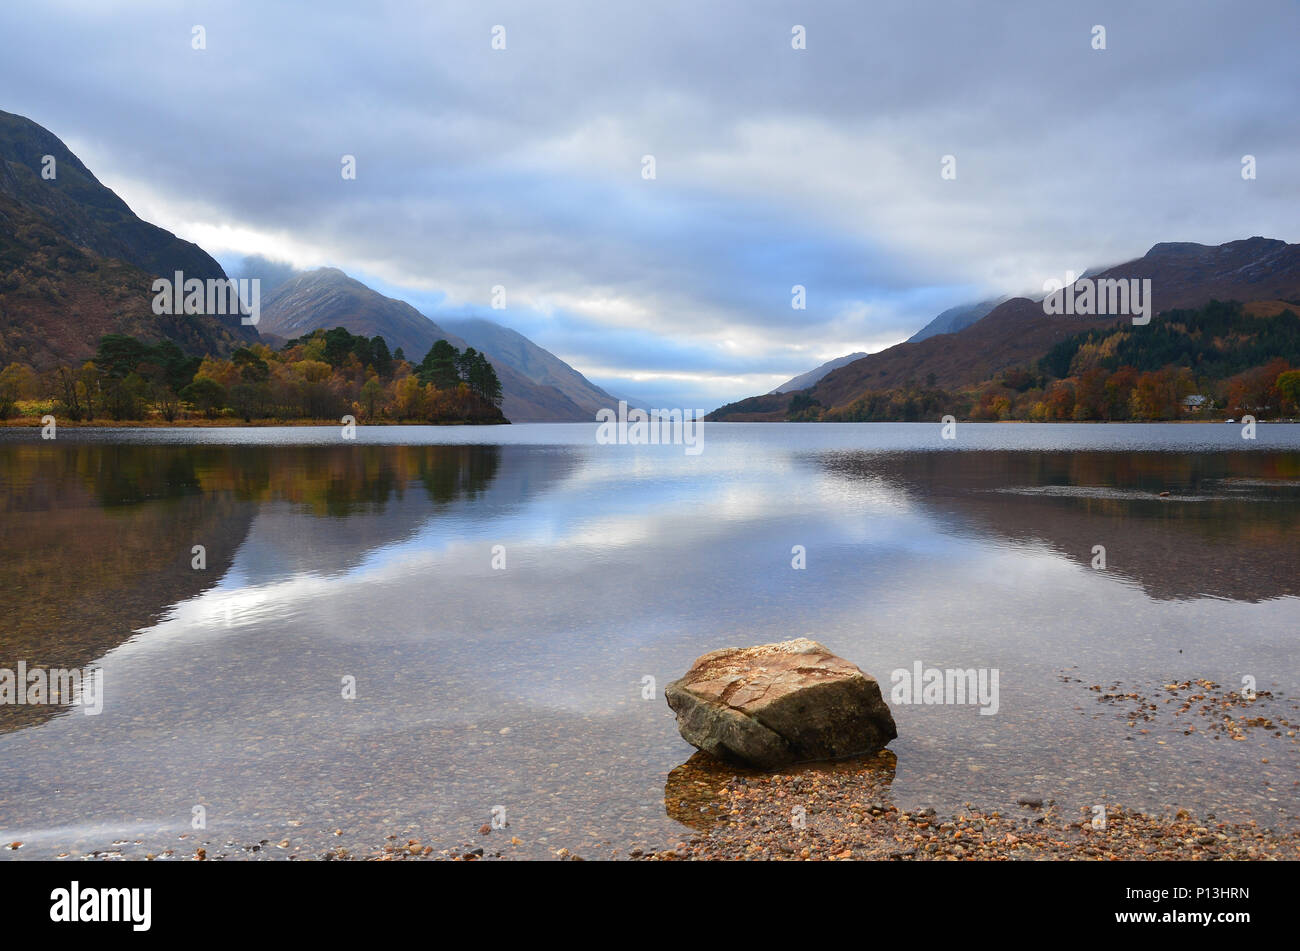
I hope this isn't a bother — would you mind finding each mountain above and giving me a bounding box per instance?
[768,296,1006,396]
[490,365,591,422]
[770,297,1004,395]
[259,268,457,359]
[0,111,622,421]
[230,254,298,298]
[771,352,867,394]
[441,317,619,416]
[0,196,257,369]
[907,296,1005,343]
[0,110,228,282]
[0,110,257,369]
[257,267,602,421]
[710,237,1300,420]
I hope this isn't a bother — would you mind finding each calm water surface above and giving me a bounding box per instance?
[1,423,1298,859]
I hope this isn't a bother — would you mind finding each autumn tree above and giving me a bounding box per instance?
[1277,369,1300,415]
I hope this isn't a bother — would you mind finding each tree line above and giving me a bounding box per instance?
[0,326,507,423]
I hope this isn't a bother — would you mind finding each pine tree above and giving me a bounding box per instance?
[418,339,461,389]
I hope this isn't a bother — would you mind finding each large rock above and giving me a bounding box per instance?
[664,638,897,769]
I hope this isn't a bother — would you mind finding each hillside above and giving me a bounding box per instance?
[0,111,257,368]
[711,238,1300,421]
[770,351,868,394]
[0,195,254,369]
[0,109,228,282]
[441,317,619,416]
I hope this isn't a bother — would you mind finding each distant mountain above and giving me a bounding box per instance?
[0,111,257,369]
[441,317,620,416]
[907,296,1005,343]
[490,365,591,422]
[0,110,228,282]
[230,254,298,297]
[771,352,868,394]
[258,267,602,421]
[710,237,1300,420]
[260,268,457,359]
[769,296,1004,395]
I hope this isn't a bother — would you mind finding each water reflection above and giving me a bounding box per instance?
[1,430,1297,859]
[664,750,898,829]
[0,444,533,734]
[821,450,1300,601]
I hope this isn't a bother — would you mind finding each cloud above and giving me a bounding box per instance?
[2,0,1297,405]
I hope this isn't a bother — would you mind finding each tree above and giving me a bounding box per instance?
[392,374,424,420]
[150,338,200,393]
[787,391,822,420]
[56,366,84,420]
[371,336,394,378]
[228,381,270,422]
[95,334,150,380]
[181,377,227,419]
[350,335,374,370]
[465,350,503,406]
[455,347,478,384]
[323,327,356,368]
[360,376,384,418]
[232,347,270,383]
[1129,368,1191,419]
[137,360,181,422]
[0,363,37,418]
[1073,367,1108,420]
[1227,358,1289,416]
[76,362,100,421]
[1044,381,1075,420]
[1104,366,1139,420]
[1276,369,1300,415]
[419,339,461,389]
[101,371,149,420]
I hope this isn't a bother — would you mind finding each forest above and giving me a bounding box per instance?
[0,326,507,424]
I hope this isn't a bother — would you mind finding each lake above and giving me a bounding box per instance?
[1,422,1298,859]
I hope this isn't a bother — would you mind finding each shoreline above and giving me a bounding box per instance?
[622,751,1300,862]
[3,417,1296,430]
[5,674,1298,862]
[0,416,511,428]
[18,735,1297,861]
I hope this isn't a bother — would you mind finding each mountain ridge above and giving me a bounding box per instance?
[0,109,258,367]
[0,109,230,283]
[907,296,1006,343]
[710,237,1300,420]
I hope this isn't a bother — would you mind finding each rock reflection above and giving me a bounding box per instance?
[664,749,898,829]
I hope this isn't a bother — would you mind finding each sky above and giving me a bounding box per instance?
[2,0,1297,408]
